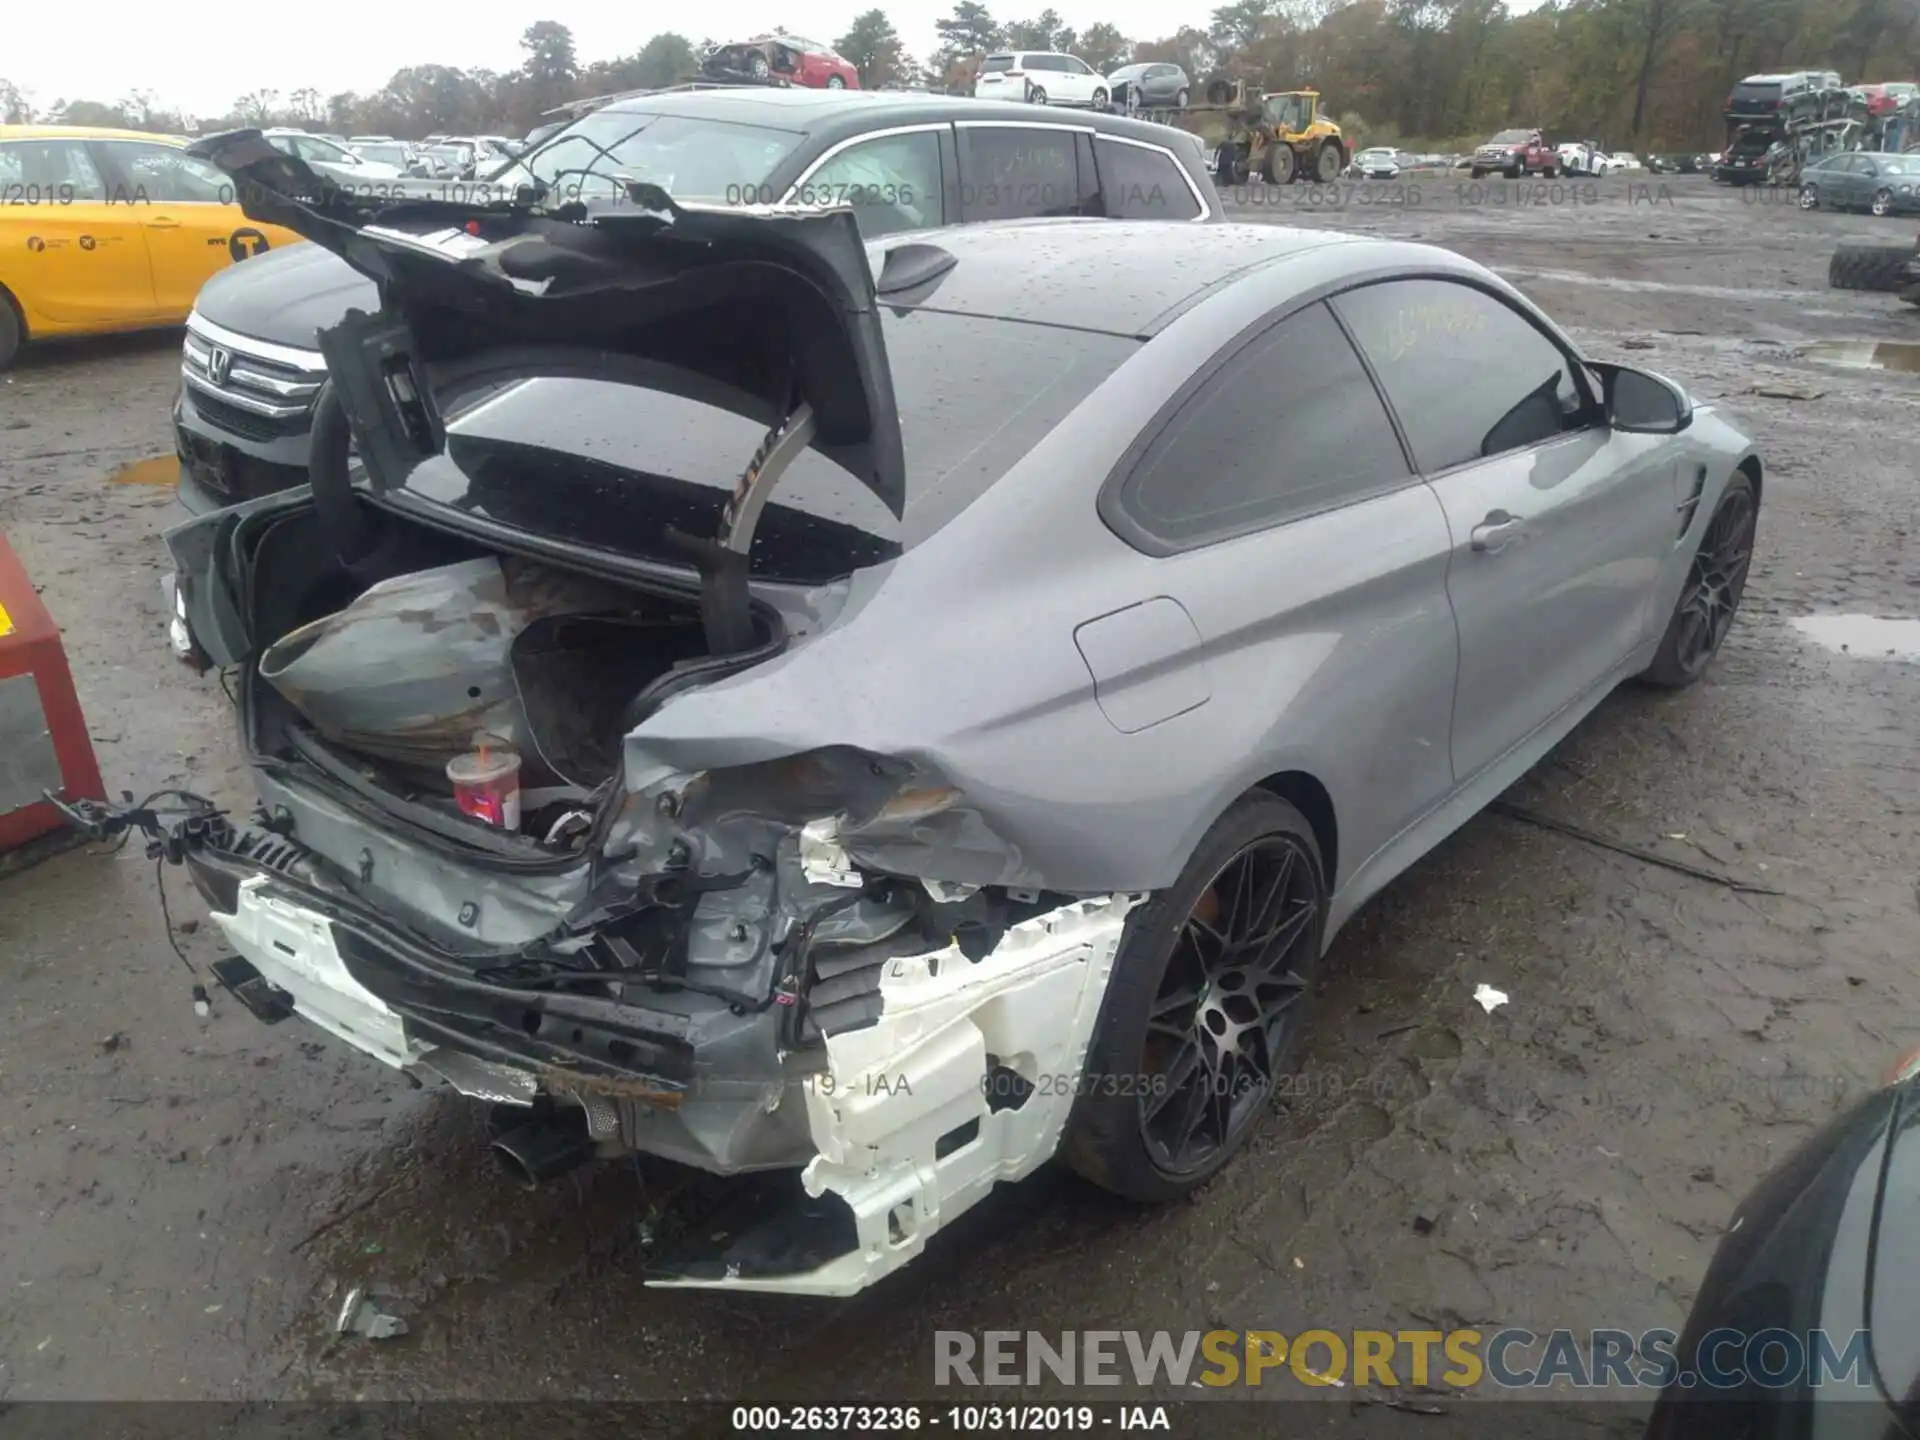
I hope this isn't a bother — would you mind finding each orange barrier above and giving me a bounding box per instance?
[0,532,105,856]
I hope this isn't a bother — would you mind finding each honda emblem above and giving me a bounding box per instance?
[206,346,232,386]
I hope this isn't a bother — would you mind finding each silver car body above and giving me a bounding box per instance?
[157,187,1758,1295]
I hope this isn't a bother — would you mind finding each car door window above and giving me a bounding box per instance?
[1066,57,1092,74]
[1109,300,1413,549]
[1332,278,1595,475]
[961,127,1082,221]
[796,130,943,238]
[0,140,106,202]
[96,141,230,204]
[1094,138,1200,219]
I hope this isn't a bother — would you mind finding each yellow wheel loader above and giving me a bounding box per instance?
[1199,83,1352,185]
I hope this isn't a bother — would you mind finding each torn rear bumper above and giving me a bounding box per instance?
[193,835,1138,1296]
[648,893,1138,1294]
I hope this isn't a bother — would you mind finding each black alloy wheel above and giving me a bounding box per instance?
[1137,833,1320,1176]
[1063,791,1327,1202]
[1643,472,1757,687]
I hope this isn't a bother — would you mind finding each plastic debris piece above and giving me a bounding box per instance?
[335,1285,409,1340]
[1473,983,1509,1014]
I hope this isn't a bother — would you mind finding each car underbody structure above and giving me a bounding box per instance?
[60,130,1153,1296]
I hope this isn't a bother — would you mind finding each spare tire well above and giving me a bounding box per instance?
[1253,771,1337,890]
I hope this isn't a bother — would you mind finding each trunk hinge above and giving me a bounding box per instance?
[670,399,817,657]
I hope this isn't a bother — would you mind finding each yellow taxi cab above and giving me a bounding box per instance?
[0,125,302,369]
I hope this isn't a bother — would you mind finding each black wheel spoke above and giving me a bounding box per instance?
[1143,1040,1200,1124]
[1242,901,1315,969]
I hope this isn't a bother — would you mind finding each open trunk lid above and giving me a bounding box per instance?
[187,128,907,657]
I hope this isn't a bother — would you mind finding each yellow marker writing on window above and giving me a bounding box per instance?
[0,601,12,638]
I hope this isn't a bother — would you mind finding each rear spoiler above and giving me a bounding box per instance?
[186,127,908,654]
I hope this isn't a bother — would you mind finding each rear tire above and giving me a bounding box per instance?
[1028,86,1048,105]
[1062,792,1328,1203]
[826,75,846,89]
[1828,242,1916,292]
[1314,142,1341,183]
[1798,184,1820,209]
[1870,187,1894,217]
[1640,472,1757,690]
[0,293,20,372]
[1174,88,1189,108]
[1091,86,1108,110]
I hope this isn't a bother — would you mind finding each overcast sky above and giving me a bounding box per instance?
[9,5,1241,119]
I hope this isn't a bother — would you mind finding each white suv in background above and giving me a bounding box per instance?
[973,52,1112,109]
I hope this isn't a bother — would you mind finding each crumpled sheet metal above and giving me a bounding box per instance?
[258,557,632,779]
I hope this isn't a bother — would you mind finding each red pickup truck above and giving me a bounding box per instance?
[1469,129,1558,178]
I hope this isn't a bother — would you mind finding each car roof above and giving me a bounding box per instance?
[0,124,185,144]
[870,219,1366,338]
[595,86,1203,150]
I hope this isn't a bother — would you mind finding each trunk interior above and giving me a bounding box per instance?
[235,498,777,862]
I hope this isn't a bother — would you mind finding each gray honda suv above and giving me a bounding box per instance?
[172,87,1220,512]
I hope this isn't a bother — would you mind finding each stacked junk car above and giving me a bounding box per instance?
[58,129,1160,1297]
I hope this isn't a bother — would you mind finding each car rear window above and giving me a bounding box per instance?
[392,311,1139,583]
[980,55,1016,72]
[1732,82,1784,98]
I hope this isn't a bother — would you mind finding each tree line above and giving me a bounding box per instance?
[4,0,1916,154]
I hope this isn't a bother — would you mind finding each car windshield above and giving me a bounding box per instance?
[356,144,410,166]
[1263,94,1310,129]
[1488,129,1530,144]
[486,109,807,202]
[1876,154,1918,175]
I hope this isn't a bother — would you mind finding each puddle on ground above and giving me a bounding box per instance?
[1801,340,1920,373]
[1790,614,1920,660]
[110,455,179,486]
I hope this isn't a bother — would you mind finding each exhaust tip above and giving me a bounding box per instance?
[491,1140,542,1191]
[489,1107,595,1190]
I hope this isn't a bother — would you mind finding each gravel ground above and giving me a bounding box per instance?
[1,174,1916,1417]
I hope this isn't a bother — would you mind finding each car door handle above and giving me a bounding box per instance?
[1470,511,1525,552]
[147,217,181,228]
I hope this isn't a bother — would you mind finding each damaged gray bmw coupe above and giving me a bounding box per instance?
[70,131,1763,1297]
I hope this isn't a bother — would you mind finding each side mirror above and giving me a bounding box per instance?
[1593,362,1692,434]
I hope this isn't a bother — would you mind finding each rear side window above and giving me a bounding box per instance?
[1332,278,1593,474]
[961,127,1083,221]
[1110,300,1412,550]
[1095,138,1201,220]
[0,140,106,201]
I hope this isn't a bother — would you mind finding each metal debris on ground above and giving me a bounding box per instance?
[1490,800,1786,895]
[1747,381,1826,401]
[1473,984,1510,1014]
[335,1285,408,1340]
